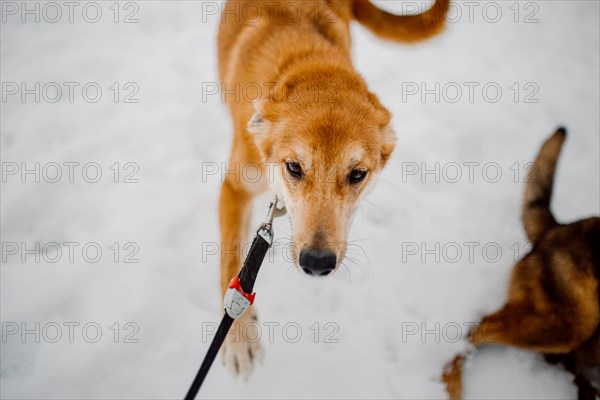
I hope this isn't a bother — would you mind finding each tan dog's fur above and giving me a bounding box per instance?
[442,128,600,400]
[216,0,449,378]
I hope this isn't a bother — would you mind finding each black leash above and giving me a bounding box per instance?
[184,198,285,400]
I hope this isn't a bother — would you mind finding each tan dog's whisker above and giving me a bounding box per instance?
[378,178,404,191]
[345,245,374,277]
[334,261,353,284]
[343,255,372,279]
[363,198,390,217]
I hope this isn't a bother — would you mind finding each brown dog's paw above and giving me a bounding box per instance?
[220,307,264,381]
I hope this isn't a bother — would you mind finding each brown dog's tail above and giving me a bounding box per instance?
[522,127,567,243]
[353,0,450,43]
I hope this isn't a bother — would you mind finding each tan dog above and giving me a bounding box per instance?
[442,128,600,399]
[216,0,450,378]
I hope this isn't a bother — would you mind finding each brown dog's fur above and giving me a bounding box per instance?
[216,0,449,378]
[442,128,600,399]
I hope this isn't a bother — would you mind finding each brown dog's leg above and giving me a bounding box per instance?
[570,334,600,400]
[470,302,588,354]
[544,353,599,400]
[575,330,600,368]
[442,354,466,400]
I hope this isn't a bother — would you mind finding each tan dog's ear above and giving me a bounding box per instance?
[247,100,274,136]
[247,105,275,159]
[247,112,269,135]
[380,124,396,165]
[366,91,396,164]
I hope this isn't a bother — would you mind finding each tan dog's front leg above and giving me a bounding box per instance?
[218,175,263,379]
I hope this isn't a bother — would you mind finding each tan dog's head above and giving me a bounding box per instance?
[248,73,396,276]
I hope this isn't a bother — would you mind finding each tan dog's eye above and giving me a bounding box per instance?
[349,169,368,184]
[286,162,303,179]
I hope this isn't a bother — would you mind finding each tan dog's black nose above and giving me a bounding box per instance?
[299,248,336,276]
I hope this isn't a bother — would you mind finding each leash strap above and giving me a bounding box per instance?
[184,314,234,400]
[184,198,284,400]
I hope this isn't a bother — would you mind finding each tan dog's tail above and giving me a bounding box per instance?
[522,127,567,243]
[353,0,450,43]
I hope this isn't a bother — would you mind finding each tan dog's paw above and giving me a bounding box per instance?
[221,307,263,380]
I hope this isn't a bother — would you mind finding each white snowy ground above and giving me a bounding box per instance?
[1,1,599,399]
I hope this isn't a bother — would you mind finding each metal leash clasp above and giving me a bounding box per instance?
[256,196,286,245]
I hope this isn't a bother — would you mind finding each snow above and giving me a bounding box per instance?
[1,1,598,398]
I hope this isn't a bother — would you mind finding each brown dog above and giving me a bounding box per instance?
[216,0,450,378]
[442,128,600,399]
